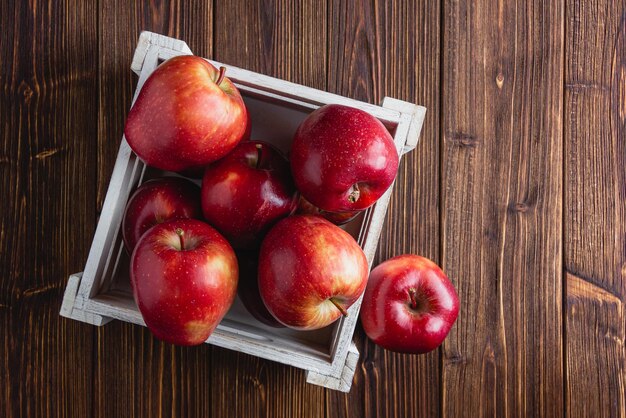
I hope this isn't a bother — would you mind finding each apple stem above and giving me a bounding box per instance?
[408,288,418,310]
[216,66,227,86]
[347,183,360,204]
[176,228,185,251]
[329,298,348,317]
[255,143,262,169]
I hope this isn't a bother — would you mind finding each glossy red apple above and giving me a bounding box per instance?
[122,177,202,252]
[201,141,298,249]
[179,113,252,179]
[236,250,284,327]
[360,255,459,354]
[290,104,399,212]
[130,219,238,346]
[125,55,248,171]
[258,215,369,330]
[295,195,360,225]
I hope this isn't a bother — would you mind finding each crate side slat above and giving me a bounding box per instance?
[326,111,414,370]
[204,58,403,124]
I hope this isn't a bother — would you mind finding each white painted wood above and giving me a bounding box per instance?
[306,343,360,392]
[131,31,192,75]
[61,31,427,392]
[60,274,111,326]
[381,97,427,154]
[203,58,403,125]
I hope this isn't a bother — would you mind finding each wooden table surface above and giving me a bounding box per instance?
[1,0,624,416]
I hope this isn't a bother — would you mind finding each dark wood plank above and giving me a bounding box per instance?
[564,0,626,415]
[94,2,214,417]
[441,0,564,416]
[212,0,327,88]
[94,327,214,417]
[0,0,98,416]
[210,1,327,417]
[326,1,441,417]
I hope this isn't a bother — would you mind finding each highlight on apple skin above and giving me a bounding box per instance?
[124,55,249,172]
[130,218,238,346]
[258,215,369,331]
[290,104,399,212]
[122,177,202,252]
[201,141,298,249]
[360,255,459,354]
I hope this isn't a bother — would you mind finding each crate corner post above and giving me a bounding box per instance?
[60,273,112,326]
[305,343,359,392]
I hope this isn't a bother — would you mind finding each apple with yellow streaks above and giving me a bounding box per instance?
[258,215,368,330]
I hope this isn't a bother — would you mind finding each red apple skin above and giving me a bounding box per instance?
[124,55,248,171]
[130,219,238,346]
[290,104,399,212]
[360,255,459,354]
[236,250,284,328]
[258,215,369,330]
[178,114,252,179]
[122,177,202,252]
[295,195,360,226]
[201,141,298,249]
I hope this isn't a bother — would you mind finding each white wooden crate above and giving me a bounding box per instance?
[60,31,426,392]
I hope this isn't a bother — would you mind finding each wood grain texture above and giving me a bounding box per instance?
[326,1,441,417]
[213,0,327,89]
[94,324,214,417]
[564,0,626,415]
[94,2,214,417]
[4,0,626,416]
[0,0,98,416]
[211,1,327,417]
[441,0,564,416]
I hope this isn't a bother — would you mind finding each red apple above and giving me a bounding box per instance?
[295,195,360,226]
[258,215,369,330]
[201,141,298,249]
[124,55,248,171]
[290,104,399,212]
[236,250,284,328]
[122,177,202,252]
[130,219,238,346]
[360,255,459,354]
[179,113,252,179]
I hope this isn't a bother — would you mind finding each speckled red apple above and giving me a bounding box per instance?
[125,55,248,171]
[290,104,399,212]
[122,177,202,252]
[201,141,298,249]
[130,219,238,346]
[258,215,369,330]
[360,255,459,354]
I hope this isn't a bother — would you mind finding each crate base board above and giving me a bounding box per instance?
[60,271,360,391]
